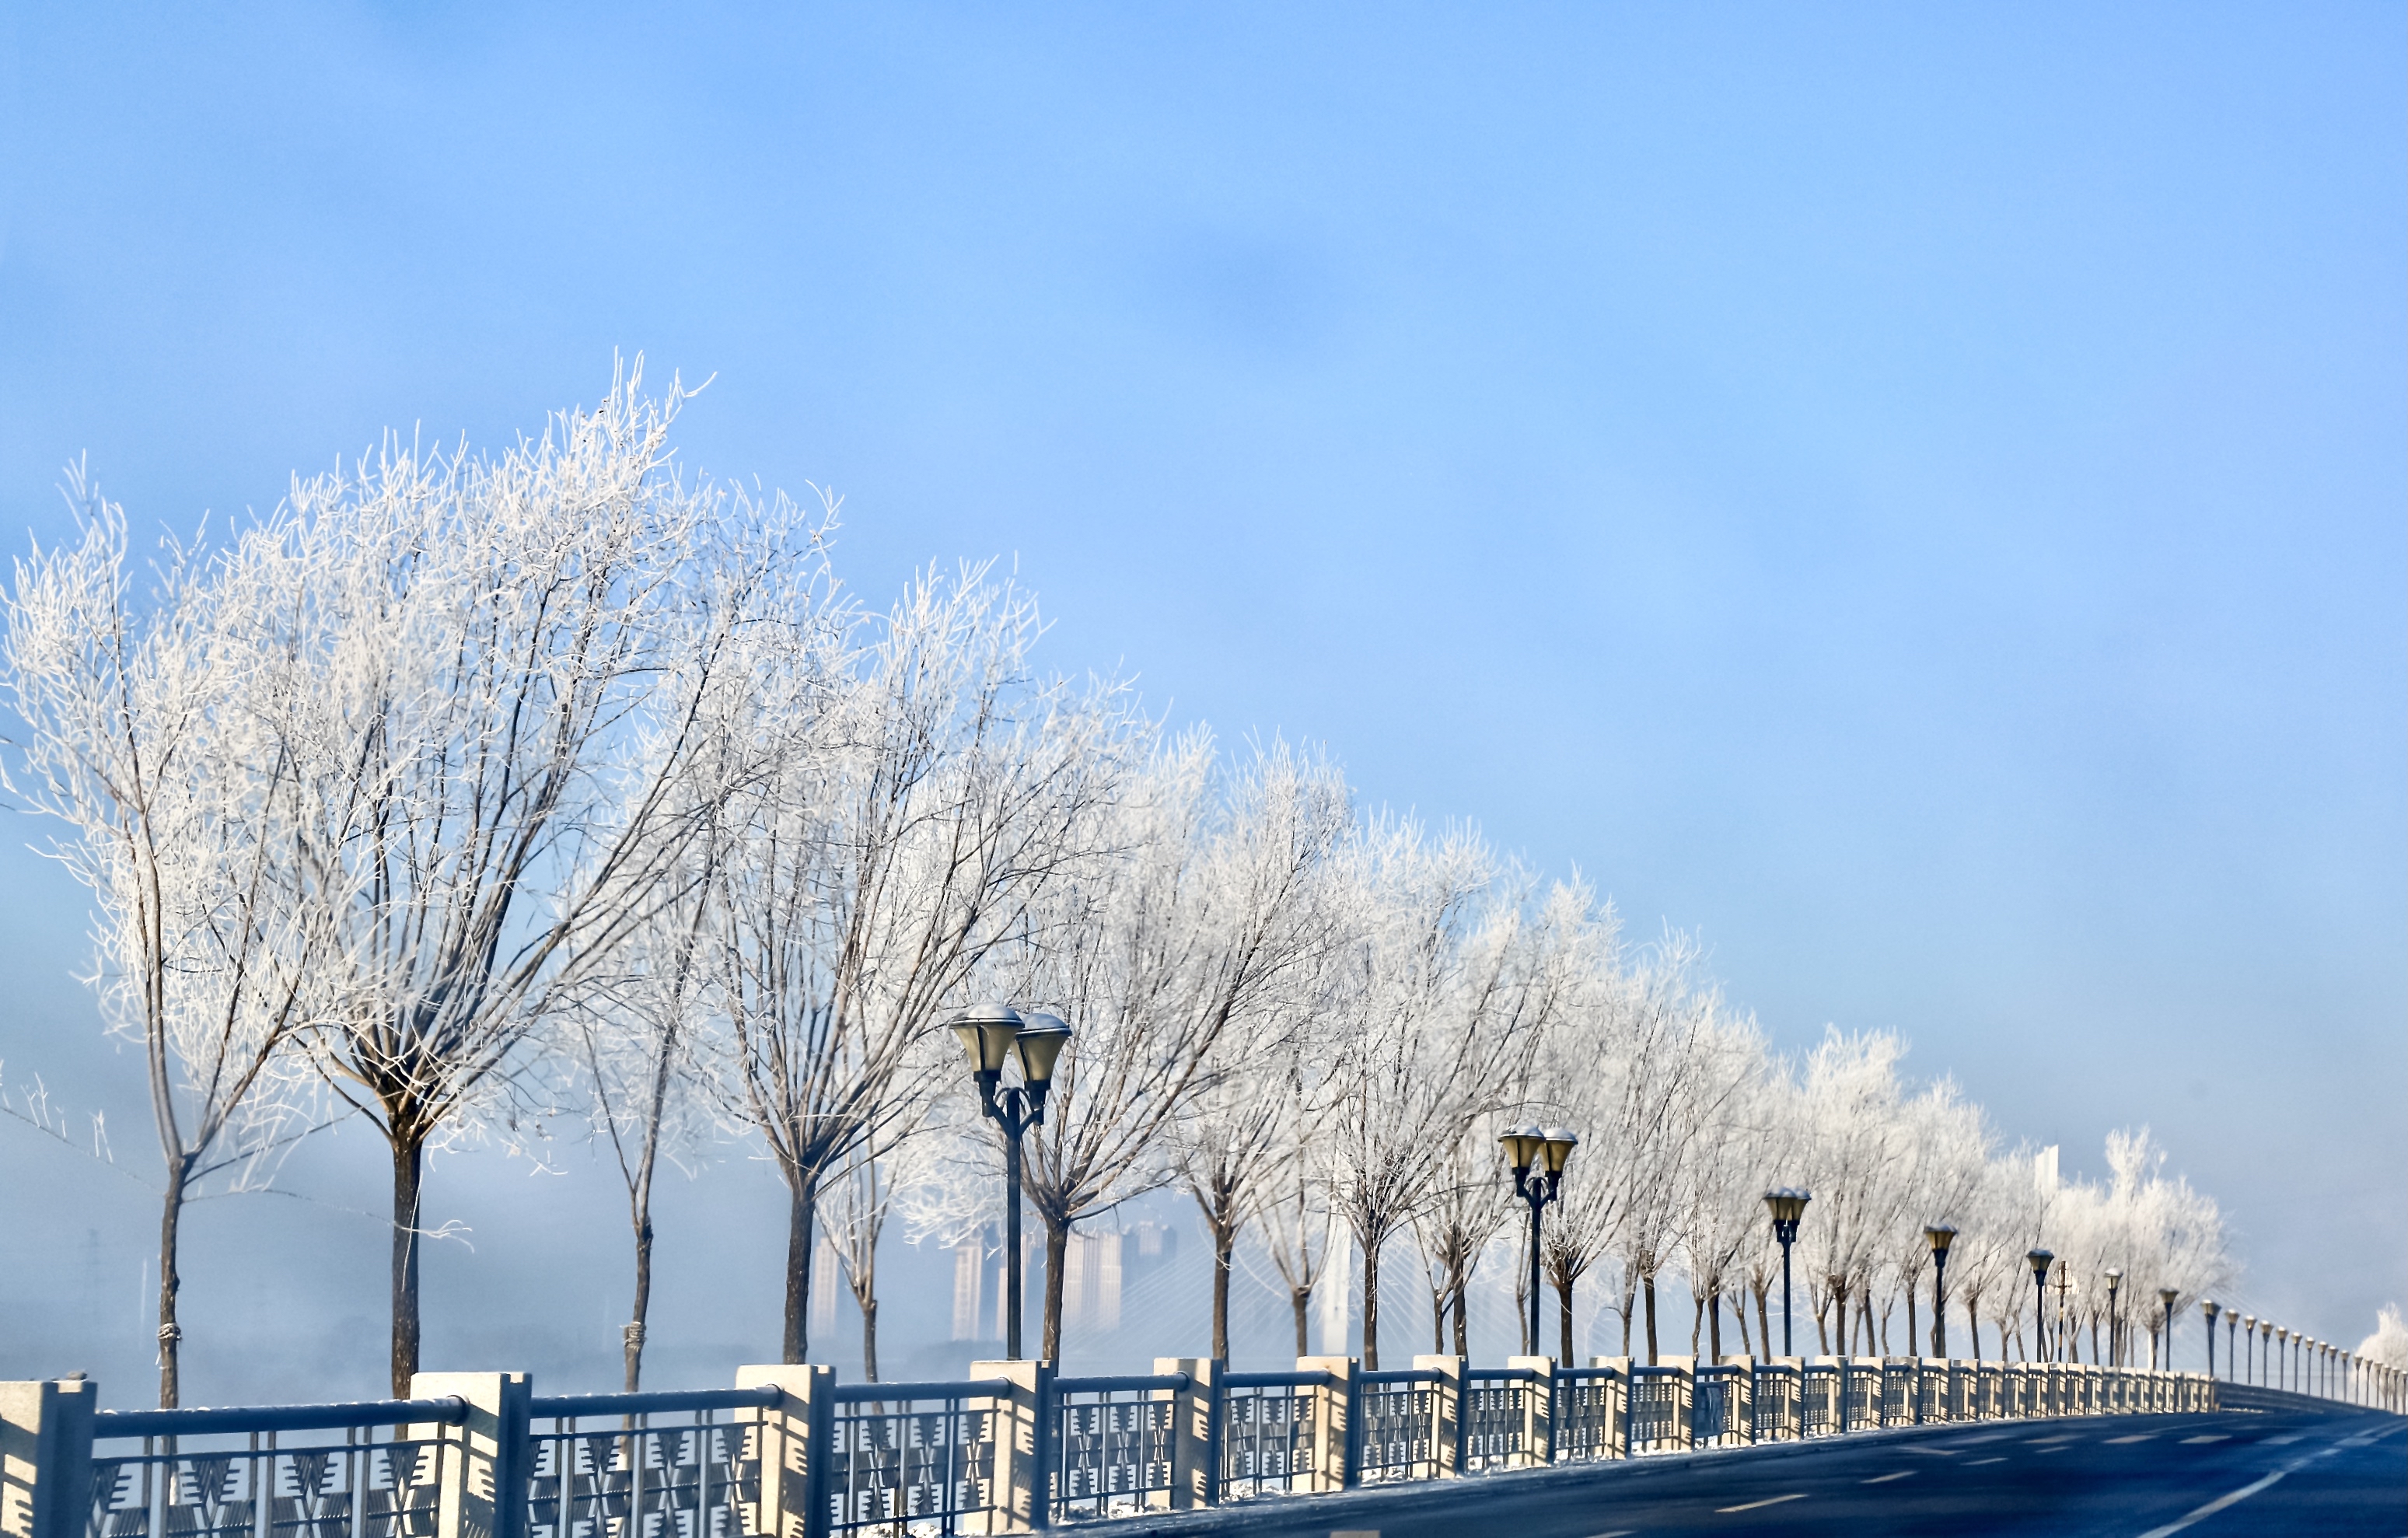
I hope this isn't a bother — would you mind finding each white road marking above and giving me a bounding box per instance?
[1966,1456,2006,1465]
[2259,1434,2302,1444]
[2179,1435,2228,1445]
[1903,1445,1959,1456]
[1862,1471,1915,1484]
[2134,1468,2288,1538]
[1582,1532,1635,1537]
[2106,1434,2157,1444]
[1716,1493,1808,1513]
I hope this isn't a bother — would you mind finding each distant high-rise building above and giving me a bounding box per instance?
[951,1239,985,1341]
[2035,1145,2060,1194]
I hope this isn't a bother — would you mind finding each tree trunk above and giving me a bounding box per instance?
[1754,1285,1771,1363]
[1906,1292,1917,1361]
[156,1169,188,1408]
[783,1176,816,1364]
[1966,1298,1981,1361]
[1690,1294,1703,1354]
[1211,1222,1235,1364]
[1557,1275,1574,1361]
[1707,1288,1722,1361]
[1361,1236,1382,1369]
[1736,1290,1753,1360]
[390,1134,425,1397]
[1291,1288,1312,1358]
[1452,1274,1470,1358]
[624,1208,654,1391]
[1043,1214,1070,1361]
[861,1296,879,1382]
[1642,1273,1658,1365]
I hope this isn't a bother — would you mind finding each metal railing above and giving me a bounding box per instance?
[1048,1373,1183,1523]
[87,1400,467,1538]
[1352,1369,1442,1484]
[827,1379,1008,1536]
[38,1354,2246,1538]
[1216,1370,1326,1500]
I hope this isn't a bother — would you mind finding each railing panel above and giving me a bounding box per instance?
[1692,1368,1746,1448]
[525,1391,771,1538]
[1049,1375,1182,1524]
[1549,1368,1620,1465]
[1217,1378,1319,1501]
[1749,1364,1798,1442]
[1460,1373,1528,1473]
[1353,1372,1440,1485]
[1625,1368,1683,1455]
[1841,1366,1879,1431]
[89,1408,458,1538]
[1799,1365,1840,1437]
[825,1382,1005,1536]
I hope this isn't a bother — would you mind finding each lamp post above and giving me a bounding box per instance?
[2261,1322,2274,1388]
[2275,1327,2289,1390]
[2200,1299,2219,1380]
[2225,1309,2238,1384]
[1763,1189,1811,1357]
[950,1003,1071,1361]
[1924,1224,1957,1358]
[2157,1288,2179,1371]
[2241,1315,2255,1382]
[2025,1250,2053,1364]
[1502,1125,1577,1355]
[2105,1269,2124,1366]
[2052,1270,2076,1364]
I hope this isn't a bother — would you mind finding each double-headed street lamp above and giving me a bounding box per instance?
[2200,1299,2220,1379]
[1501,1126,1578,1354]
[1924,1225,1957,1358]
[2025,1250,2053,1363]
[949,1003,1072,1361]
[1763,1189,1812,1357]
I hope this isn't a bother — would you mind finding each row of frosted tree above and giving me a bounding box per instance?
[1,376,2232,1407]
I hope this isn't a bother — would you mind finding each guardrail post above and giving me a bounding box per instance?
[970,1360,1054,1533]
[1653,1356,1694,1450]
[1506,1357,1553,1466]
[1,1379,96,1538]
[1718,1356,1756,1442]
[1295,1357,1355,1491]
[1409,1357,1464,1477]
[734,1364,834,1538]
[1153,1358,1215,1508]
[410,1372,531,1538]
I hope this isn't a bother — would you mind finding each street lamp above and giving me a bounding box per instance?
[2200,1299,2219,1380]
[2275,1327,2289,1390]
[2225,1309,2239,1385]
[1763,1189,1812,1357]
[2026,1250,2053,1364]
[2262,1321,2276,1389]
[2105,1268,2124,1366]
[2158,1288,2179,1371]
[2241,1315,2255,1384]
[1924,1224,1957,1358]
[1502,1125,1577,1356]
[950,1003,1071,1360]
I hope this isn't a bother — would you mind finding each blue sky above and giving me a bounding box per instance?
[0,4,2399,1393]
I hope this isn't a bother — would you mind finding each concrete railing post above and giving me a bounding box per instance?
[1654,1356,1696,1450]
[1153,1358,1216,1509]
[1294,1357,1355,1493]
[1,1379,96,1538]
[734,1365,833,1538]
[970,1359,1054,1533]
[409,1372,531,1538]
[1409,1356,1464,1477]
[1506,1357,1553,1466]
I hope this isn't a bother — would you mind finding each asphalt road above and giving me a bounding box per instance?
[1120,1403,2406,1538]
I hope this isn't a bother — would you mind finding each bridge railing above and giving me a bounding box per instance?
[0,1351,2242,1538]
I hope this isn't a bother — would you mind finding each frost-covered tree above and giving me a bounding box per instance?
[713,561,1133,1364]
[3,481,330,1406]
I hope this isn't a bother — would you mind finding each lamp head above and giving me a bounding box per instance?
[2201,1299,2220,1322]
[1539,1127,1579,1175]
[949,1002,1023,1077]
[1498,1125,1543,1173]
[1763,1187,1812,1227]
[2026,1247,2054,1278]
[2158,1288,2179,1313]
[1011,1012,1073,1088]
[2104,1267,2123,1293]
[1924,1222,1958,1257]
